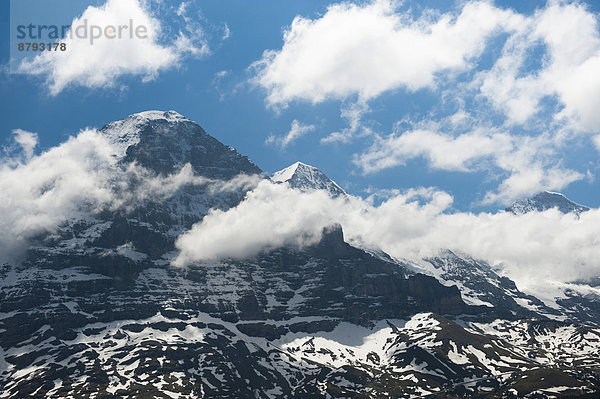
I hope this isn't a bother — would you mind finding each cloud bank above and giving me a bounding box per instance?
[174,181,600,296]
[3,127,598,300]
[173,181,339,265]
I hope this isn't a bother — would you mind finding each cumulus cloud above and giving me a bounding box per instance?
[266,120,315,148]
[10,129,38,160]
[253,0,600,133]
[252,0,522,107]
[355,127,512,173]
[482,162,583,205]
[173,181,340,265]
[18,0,208,95]
[477,1,600,132]
[173,180,600,298]
[593,135,600,152]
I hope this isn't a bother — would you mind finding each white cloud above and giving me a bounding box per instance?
[172,180,600,298]
[482,162,583,206]
[253,0,600,132]
[252,0,522,107]
[353,120,583,204]
[11,129,38,160]
[321,101,372,144]
[176,1,189,17]
[554,54,600,132]
[222,23,231,40]
[0,130,118,259]
[2,126,596,303]
[173,181,340,265]
[593,135,600,152]
[266,120,315,148]
[251,0,600,202]
[19,0,207,95]
[355,127,513,173]
[478,2,600,132]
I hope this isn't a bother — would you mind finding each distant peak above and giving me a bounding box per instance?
[272,161,316,183]
[272,161,346,197]
[506,191,589,215]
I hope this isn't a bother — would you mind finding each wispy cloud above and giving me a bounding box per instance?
[266,120,315,148]
[353,117,583,204]
[321,101,372,144]
[10,129,38,161]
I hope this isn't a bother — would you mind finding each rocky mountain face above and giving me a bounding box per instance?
[506,191,590,215]
[102,111,263,179]
[1,111,600,398]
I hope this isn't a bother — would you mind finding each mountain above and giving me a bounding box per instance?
[272,161,346,197]
[2,111,600,398]
[414,251,561,318]
[506,191,589,215]
[101,110,263,178]
[25,110,266,267]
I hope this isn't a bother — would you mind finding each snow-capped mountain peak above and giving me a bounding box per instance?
[272,161,346,197]
[131,110,189,122]
[271,161,304,182]
[99,110,191,157]
[506,190,589,215]
[99,110,263,178]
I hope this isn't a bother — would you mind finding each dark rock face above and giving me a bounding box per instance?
[1,112,600,398]
[244,225,473,324]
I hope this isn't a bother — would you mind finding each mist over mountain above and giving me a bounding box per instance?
[1,111,600,398]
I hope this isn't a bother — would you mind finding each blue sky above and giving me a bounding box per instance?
[2,0,600,212]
